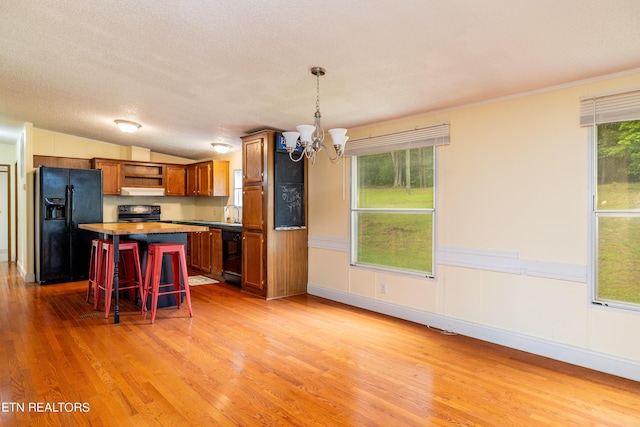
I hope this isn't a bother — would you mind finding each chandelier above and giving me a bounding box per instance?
[282,67,348,163]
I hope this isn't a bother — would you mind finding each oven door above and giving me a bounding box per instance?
[222,230,242,285]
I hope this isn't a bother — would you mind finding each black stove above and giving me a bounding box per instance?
[118,205,161,222]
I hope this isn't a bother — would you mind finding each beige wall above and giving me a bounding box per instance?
[308,71,640,380]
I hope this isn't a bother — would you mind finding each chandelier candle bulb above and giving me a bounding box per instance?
[296,125,316,145]
[328,128,348,155]
[282,132,301,151]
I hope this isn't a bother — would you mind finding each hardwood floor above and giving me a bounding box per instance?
[1,261,639,426]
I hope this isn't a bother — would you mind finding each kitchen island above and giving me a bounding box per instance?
[79,222,208,323]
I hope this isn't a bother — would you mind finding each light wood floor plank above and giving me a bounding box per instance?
[0,261,639,426]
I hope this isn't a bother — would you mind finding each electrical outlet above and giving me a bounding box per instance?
[380,282,387,295]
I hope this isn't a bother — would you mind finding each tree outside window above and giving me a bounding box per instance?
[351,146,435,275]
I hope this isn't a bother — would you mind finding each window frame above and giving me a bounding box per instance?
[233,169,242,207]
[349,146,438,279]
[584,89,640,311]
[591,123,640,312]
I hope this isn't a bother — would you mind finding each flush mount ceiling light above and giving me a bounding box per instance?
[212,143,232,154]
[282,67,348,164]
[114,119,141,133]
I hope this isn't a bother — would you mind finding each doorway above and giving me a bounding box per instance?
[0,164,10,262]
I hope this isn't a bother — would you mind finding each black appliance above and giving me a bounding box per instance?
[222,229,242,285]
[117,204,161,222]
[36,166,103,284]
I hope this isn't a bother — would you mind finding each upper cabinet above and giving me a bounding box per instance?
[186,160,229,197]
[121,161,164,188]
[90,158,229,197]
[243,137,264,185]
[165,165,186,196]
[92,158,122,195]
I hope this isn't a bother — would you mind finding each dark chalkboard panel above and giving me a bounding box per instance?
[274,144,305,229]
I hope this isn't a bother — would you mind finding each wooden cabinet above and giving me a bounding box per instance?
[165,165,186,196]
[242,185,263,230]
[213,160,229,197]
[243,138,264,184]
[186,164,198,196]
[210,228,223,276]
[241,130,308,298]
[92,158,122,195]
[89,157,228,198]
[187,227,223,277]
[242,230,264,294]
[186,161,229,197]
[188,229,212,273]
[92,158,170,195]
[121,161,164,188]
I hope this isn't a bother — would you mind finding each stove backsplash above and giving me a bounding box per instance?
[102,196,229,223]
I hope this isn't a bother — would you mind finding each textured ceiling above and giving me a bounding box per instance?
[1,1,640,160]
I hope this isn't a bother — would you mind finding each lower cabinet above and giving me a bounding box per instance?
[210,228,223,276]
[187,228,223,277]
[242,230,265,295]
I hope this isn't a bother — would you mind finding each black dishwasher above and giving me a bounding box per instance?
[222,229,242,285]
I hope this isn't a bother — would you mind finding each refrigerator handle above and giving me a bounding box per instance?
[69,185,75,232]
[64,185,71,233]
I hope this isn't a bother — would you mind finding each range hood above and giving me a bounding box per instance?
[120,187,166,196]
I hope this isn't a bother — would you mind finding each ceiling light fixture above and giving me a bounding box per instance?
[114,119,141,133]
[282,67,348,164]
[212,143,232,154]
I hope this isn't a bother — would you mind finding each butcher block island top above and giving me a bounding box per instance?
[79,221,208,235]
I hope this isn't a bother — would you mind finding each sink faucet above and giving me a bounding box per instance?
[225,205,241,223]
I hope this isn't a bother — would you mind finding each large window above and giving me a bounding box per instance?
[348,123,448,277]
[583,90,640,310]
[594,120,640,308]
[352,147,435,275]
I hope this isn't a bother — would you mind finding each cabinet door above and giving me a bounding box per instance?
[189,231,202,269]
[197,162,212,197]
[200,230,212,273]
[210,228,223,276]
[186,232,192,266]
[186,164,198,196]
[95,160,121,195]
[165,165,186,196]
[242,185,264,230]
[242,230,265,295]
[244,137,264,184]
[212,161,229,197]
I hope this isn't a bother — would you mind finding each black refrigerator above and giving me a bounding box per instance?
[36,166,103,285]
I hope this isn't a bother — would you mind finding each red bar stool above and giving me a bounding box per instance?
[140,243,192,324]
[94,240,144,318]
[86,239,105,303]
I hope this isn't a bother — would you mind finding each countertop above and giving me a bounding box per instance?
[79,222,209,235]
[167,220,242,232]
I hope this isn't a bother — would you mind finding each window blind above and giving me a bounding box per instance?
[580,88,640,126]
[344,122,449,156]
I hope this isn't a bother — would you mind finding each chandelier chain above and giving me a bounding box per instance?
[316,70,321,114]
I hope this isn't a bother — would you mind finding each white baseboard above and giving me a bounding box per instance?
[16,261,36,283]
[307,284,640,382]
